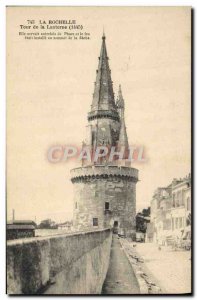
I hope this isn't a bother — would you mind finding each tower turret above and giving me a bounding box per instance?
[116,84,125,116]
[116,85,129,154]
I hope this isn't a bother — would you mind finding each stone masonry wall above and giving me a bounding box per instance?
[7,228,112,295]
[73,172,136,237]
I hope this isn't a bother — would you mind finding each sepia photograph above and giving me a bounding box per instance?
[6,6,192,295]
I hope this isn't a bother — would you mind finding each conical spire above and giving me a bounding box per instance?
[117,85,129,150]
[91,34,117,112]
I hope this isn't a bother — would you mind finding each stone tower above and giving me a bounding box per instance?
[71,34,138,237]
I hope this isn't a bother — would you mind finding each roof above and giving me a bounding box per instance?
[7,224,35,230]
[172,179,191,191]
[7,220,36,226]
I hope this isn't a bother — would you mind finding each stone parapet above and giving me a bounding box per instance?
[71,165,138,183]
[7,228,112,294]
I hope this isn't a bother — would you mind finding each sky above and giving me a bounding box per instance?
[7,7,191,223]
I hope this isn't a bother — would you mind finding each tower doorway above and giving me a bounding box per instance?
[113,221,118,234]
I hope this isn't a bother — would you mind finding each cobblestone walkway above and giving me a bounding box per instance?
[102,235,140,294]
[136,243,191,294]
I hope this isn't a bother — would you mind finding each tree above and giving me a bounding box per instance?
[136,207,150,233]
[38,219,58,229]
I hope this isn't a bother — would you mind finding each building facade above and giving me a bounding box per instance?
[147,174,191,246]
[58,221,73,231]
[71,34,138,237]
[7,220,36,240]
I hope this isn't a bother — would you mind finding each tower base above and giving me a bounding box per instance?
[71,165,138,238]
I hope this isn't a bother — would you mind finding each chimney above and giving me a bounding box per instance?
[12,209,15,222]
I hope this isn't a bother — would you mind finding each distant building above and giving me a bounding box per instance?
[7,220,36,240]
[58,221,73,231]
[146,174,191,247]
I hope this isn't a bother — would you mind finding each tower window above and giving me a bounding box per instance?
[93,218,98,226]
[75,202,77,209]
[105,202,110,210]
[114,221,118,227]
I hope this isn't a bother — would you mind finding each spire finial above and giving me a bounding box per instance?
[102,27,105,39]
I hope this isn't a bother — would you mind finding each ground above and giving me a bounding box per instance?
[102,236,140,294]
[135,242,191,294]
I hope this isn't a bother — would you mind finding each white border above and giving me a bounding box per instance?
[0,0,196,5]
[0,1,195,299]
